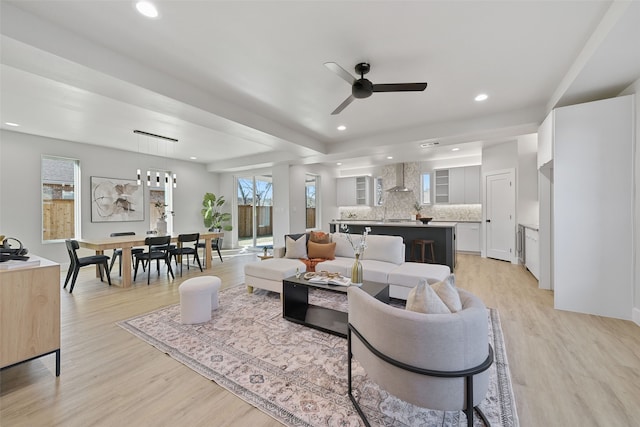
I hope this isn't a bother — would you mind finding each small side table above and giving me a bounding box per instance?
[258,255,273,261]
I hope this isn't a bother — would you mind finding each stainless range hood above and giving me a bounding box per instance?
[386,163,412,192]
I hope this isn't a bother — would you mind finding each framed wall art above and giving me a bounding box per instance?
[90,176,144,222]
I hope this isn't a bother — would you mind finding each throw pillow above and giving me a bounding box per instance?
[310,231,331,244]
[307,241,336,260]
[285,235,308,259]
[431,274,462,312]
[405,278,451,314]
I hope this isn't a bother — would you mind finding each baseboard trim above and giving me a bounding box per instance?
[633,308,640,327]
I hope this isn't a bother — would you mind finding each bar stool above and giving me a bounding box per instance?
[411,239,436,263]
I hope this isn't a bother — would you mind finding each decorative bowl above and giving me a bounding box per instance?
[419,217,433,224]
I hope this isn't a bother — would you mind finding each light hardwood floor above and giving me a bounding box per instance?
[1,253,639,426]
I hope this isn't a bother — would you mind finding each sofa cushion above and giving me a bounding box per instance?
[405,278,451,314]
[310,231,331,244]
[315,257,352,277]
[431,274,462,312]
[388,262,451,289]
[244,258,305,281]
[331,232,359,258]
[361,234,405,265]
[361,259,398,284]
[285,234,308,259]
[307,241,336,259]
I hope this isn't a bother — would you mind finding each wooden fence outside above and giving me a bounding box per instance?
[237,205,316,237]
[43,199,74,240]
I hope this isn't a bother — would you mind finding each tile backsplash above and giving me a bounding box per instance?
[338,162,482,222]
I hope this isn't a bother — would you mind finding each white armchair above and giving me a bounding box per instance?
[347,286,493,427]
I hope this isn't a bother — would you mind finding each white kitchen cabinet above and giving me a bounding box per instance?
[435,166,481,204]
[464,165,481,203]
[525,227,540,280]
[552,95,633,319]
[336,176,371,206]
[448,167,465,203]
[537,112,553,169]
[456,222,481,253]
[434,169,449,203]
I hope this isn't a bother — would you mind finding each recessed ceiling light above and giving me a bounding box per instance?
[336,162,342,166]
[337,125,346,131]
[452,148,460,152]
[189,156,197,160]
[136,1,159,18]
[475,93,488,102]
[4,122,19,127]
[387,156,393,160]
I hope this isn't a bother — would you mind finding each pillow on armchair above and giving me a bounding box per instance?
[406,275,462,314]
[406,278,451,314]
[431,274,462,312]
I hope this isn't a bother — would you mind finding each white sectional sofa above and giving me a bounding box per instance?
[244,233,451,300]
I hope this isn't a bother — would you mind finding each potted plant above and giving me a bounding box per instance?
[154,201,173,234]
[414,201,423,220]
[201,193,232,232]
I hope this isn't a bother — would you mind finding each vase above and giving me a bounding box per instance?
[351,253,363,285]
[156,218,167,235]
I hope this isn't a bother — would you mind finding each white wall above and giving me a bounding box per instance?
[0,130,217,264]
[517,134,539,226]
[287,165,307,234]
[620,78,640,325]
[481,140,518,173]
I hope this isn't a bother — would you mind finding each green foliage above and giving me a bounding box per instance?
[414,200,423,213]
[201,193,232,231]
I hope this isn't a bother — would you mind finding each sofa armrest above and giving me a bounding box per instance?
[273,246,286,258]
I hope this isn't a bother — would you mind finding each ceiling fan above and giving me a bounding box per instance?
[324,62,428,115]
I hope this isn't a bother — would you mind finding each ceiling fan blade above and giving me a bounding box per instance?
[372,82,428,92]
[324,62,356,85]
[331,95,355,115]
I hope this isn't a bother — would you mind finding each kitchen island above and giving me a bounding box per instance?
[329,220,457,270]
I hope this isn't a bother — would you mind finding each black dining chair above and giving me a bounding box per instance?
[133,235,175,285]
[64,239,112,293]
[170,233,203,276]
[198,238,223,268]
[108,232,145,276]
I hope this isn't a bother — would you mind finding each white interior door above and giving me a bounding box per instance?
[485,170,515,262]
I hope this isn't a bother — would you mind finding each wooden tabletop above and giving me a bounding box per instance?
[77,231,223,287]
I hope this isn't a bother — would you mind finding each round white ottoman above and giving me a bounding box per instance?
[179,276,221,324]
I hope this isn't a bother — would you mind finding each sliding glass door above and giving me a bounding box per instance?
[237,175,273,249]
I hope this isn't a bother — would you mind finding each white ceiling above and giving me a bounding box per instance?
[1,1,639,172]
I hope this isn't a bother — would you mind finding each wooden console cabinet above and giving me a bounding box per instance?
[1,256,61,376]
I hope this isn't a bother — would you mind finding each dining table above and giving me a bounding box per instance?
[77,231,224,288]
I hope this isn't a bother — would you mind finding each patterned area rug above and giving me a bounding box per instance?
[118,285,519,426]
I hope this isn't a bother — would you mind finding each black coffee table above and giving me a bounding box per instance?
[282,275,389,338]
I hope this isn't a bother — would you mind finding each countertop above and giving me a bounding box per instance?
[330,220,457,228]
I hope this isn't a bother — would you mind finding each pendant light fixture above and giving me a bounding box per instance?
[133,130,178,188]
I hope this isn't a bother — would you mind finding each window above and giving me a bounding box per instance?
[305,174,319,229]
[421,173,431,204]
[149,169,173,233]
[42,156,80,242]
[237,175,273,248]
